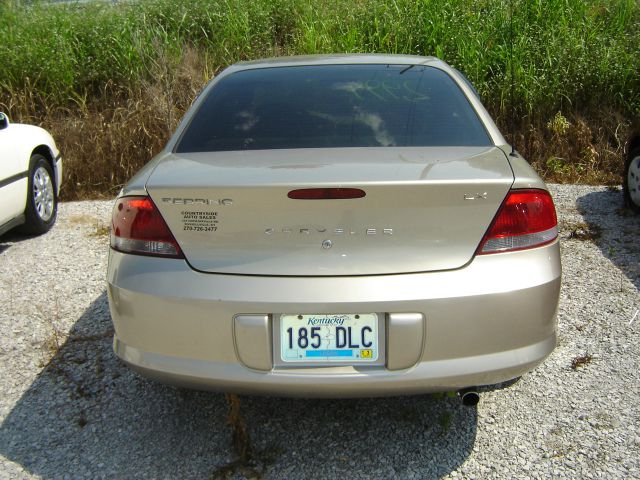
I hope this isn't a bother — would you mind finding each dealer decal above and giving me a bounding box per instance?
[181,211,218,232]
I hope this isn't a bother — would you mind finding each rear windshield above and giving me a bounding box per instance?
[176,64,491,152]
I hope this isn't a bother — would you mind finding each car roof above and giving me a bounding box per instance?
[229,54,445,72]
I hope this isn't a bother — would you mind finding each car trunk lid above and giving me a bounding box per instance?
[146,146,514,276]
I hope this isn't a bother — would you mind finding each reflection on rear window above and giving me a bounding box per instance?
[176,64,491,152]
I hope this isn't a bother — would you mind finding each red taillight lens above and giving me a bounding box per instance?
[478,189,558,254]
[110,196,184,258]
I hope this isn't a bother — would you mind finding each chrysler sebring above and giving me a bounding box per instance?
[107,55,561,399]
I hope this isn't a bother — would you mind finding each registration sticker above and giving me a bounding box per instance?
[280,314,378,363]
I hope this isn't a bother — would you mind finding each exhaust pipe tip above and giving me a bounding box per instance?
[458,388,480,407]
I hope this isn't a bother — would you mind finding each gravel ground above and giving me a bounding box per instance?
[0,184,638,479]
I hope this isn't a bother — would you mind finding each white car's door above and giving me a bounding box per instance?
[0,115,28,226]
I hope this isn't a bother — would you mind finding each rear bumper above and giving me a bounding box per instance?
[114,334,555,397]
[107,242,561,397]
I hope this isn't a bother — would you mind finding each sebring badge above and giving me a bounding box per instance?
[162,197,233,206]
[322,239,333,249]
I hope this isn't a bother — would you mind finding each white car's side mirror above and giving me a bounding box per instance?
[0,112,9,130]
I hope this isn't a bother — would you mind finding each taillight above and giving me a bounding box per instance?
[478,189,558,254]
[110,196,184,258]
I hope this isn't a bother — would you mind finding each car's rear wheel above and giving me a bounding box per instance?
[18,154,57,234]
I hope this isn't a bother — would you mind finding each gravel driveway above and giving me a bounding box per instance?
[0,184,639,479]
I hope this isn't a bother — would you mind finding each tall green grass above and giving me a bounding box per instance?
[0,0,638,198]
[1,0,638,117]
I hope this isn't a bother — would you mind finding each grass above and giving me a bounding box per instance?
[68,214,110,236]
[1,0,639,198]
[560,220,602,241]
[38,297,65,366]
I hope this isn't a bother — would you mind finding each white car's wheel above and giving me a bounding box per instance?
[19,154,57,234]
[624,147,640,213]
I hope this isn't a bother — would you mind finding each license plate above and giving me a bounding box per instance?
[280,313,379,363]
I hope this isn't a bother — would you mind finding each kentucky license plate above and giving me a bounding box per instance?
[280,313,379,363]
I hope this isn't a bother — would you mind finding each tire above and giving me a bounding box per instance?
[623,147,640,214]
[18,154,58,234]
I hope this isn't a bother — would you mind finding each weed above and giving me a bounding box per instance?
[430,391,457,400]
[68,214,97,225]
[1,0,638,197]
[546,157,570,176]
[68,214,109,236]
[439,411,453,432]
[563,221,602,241]
[226,394,253,462]
[39,297,64,360]
[567,227,600,241]
[571,353,593,370]
[526,110,630,185]
[547,112,571,137]
[212,394,266,479]
[90,225,110,237]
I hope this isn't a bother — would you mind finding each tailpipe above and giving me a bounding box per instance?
[458,388,480,407]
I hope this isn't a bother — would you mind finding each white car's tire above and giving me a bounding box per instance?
[19,154,57,234]
[624,147,640,214]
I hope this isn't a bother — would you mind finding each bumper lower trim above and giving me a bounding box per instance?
[114,333,555,398]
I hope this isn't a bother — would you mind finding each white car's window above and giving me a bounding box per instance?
[176,64,491,152]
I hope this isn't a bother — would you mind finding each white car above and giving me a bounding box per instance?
[0,112,62,236]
